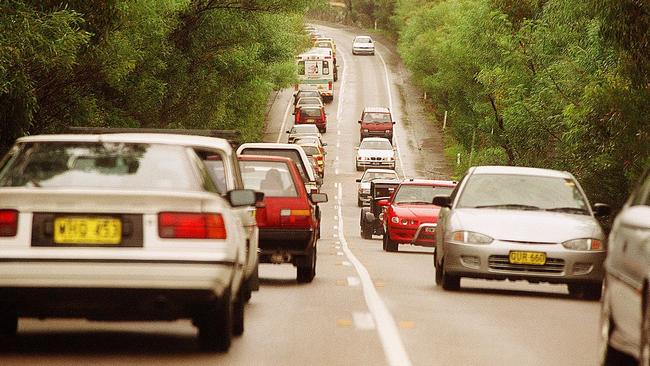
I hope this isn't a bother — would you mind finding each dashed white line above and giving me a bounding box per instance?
[353,312,376,330]
[347,276,361,287]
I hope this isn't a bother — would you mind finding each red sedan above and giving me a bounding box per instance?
[379,179,456,252]
[239,155,327,283]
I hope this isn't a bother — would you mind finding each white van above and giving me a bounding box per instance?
[295,49,335,102]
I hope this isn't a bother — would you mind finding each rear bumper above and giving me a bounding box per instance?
[259,228,314,254]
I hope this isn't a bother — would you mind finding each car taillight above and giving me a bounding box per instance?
[328,81,332,90]
[158,212,226,239]
[0,209,18,237]
[280,208,311,225]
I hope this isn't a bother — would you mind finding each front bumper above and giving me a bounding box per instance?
[356,160,395,170]
[387,223,436,247]
[442,240,606,284]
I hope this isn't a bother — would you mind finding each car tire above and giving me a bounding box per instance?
[250,262,260,291]
[383,230,398,252]
[0,304,18,336]
[240,276,252,303]
[196,293,232,352]
[361,224,372,240]
[598,282,636,366]
[640,288,650,366]
[297,247,317,283]
[357,198,362,207]
[232,290,245,337]
[441,261,460,291]
[568,282,602,301]
[435,257,443,287]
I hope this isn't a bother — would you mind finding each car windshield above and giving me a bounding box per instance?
[457,173,590,213]
[301,108,322,117]
[291,125,318,134]
[0,142,199,191]
[298,98,321,106]
[355,37,372,43]
[240,160,298,197]
[360,140,392,150]
[363,112,391,123]
[393,185,454,204]
[362,171,398,182]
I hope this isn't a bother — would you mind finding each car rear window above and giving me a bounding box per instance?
[292,125,319,133]
[355,37,372,43]
[363,112,391,123]
[300,146,320,155]
[239,148,309,183]
[0,142,200,191]
[302,108,322,117]
[240,161,298,197]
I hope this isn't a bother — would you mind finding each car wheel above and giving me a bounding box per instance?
[297,247,317,283]
[598,282,636,366]
[0,304,18,336]
[361,224,372,239]
[240,276,252,303]
[568,282,602,301]
[435,257,443,287]
[384,230,398,252]
[441,261,460,291]
[250,262,260,291]
[232,289,245,337]
[196,293,232,352]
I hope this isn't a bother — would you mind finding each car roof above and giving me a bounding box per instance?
[371,179,401,186]
[355,36,372,39]
[361,137,391,143]
[364,168,397,174]
[238,155,293,163]
[399,179,457,187]
[471,165,571,179]
[17,133,233,153]
[363,107,390,113]
[292,124,319,130]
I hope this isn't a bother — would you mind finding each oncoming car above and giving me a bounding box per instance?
[355,137,396,171]
[356,168,399,206]
[352,35,375,55]
[380,179,457,252]
[0,133,258,351]
[433,166,610,298]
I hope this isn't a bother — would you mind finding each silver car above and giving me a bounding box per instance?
[355,168,399,206]
[599,167,650,365]
[355,138,396,171]
[433,166,610,299]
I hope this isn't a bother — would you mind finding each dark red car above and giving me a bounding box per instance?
[379,179,456,252]
[239,155,327,283]
[295,106,327,133]
[358,106,395,143]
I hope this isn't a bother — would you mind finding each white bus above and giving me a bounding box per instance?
[295,49,334,102]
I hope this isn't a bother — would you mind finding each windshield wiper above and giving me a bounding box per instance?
[545,207,589,215]
[473,204,541,210]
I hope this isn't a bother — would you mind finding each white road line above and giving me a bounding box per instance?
[342,261,352,266]
[337,183,413,366]
[376,50,407,176]
[276,96,293,143]
[347,276,361,287]
[353,312,376,330]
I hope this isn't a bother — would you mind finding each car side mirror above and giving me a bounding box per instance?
[358,120,362,124]
[311,193,328,204]
[593,203,611,217]
[227,189,257,207]
[355,178,361,183]
[432,195,452,208]
[377,199,390,207]
[322,142,328,146]
[392,121,396,124]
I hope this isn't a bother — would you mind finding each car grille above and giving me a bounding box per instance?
[488,255,565,274]
[368,157,383,161]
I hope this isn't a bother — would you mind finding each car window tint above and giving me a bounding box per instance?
[240,161,298,197]
[393,185,454,204]
[363,113,391,123]
[360,140,392,150]
[457,174,589,211]
[302,108,322,117]
[300,145,319,155]
[363,171,398,181]
[239,148,309,182]
[0,142,200,191]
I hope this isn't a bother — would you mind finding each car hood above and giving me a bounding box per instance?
[357,149,394,158]
[393,205,440,220]
[359,182,371,190]
[449,208,604,243]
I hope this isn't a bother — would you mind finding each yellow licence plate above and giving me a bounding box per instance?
[509,251,546,265]
[54,217,122,245]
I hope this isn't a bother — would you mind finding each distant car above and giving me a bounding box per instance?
[0,133,259,352]
[239,155,327,283]
[296,97,324,109]
[433,165,610,297]
[295,105,327,132]
[286,124,322,144]
[297,142,326,178]
[356,168,399,206]
[359,180,400,239]
[352,36,375,55]
[307,154,323,178]
[359,107,395,143]
[314,38,337,64]
[599,167,650,365]
[293,136,326,148]
[380,179,457,252]
[293,90,322,106]
[356,137,396,171]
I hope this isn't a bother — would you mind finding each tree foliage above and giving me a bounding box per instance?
[0,0,312,152]
[395,0,649,209]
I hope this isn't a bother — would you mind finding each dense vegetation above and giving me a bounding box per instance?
[391,0,649,208]
[0,0,312,153]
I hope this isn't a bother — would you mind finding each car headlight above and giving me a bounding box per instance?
[562,238,603,251]
[385,129,391,134]
[363,129,369,133]
[451,231,493,244]
[390,216,399,224]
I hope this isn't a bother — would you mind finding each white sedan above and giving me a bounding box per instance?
[352,36,375,55]
[0,133,257,352]
[356,137,396,171]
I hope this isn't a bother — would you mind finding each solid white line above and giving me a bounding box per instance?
[276,95,293,143]
[376,50,407,176]
[337,184,413,366]
[353,311,376,330]
[347,276,361,287]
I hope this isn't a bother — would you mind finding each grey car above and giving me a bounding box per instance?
[599,167,650,365]
[433,166,611,299]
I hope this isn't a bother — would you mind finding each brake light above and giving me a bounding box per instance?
[280,208,311,225]
[328,81,332,90]
[158,212,226,239]
[0,209,18,237]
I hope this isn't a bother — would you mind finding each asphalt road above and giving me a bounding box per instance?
[0,24,601,366]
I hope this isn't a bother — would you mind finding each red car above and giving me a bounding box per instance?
[358,106,395,143]
[295,106,327,132]
[239,155,327,283]
[379,179,456,252]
